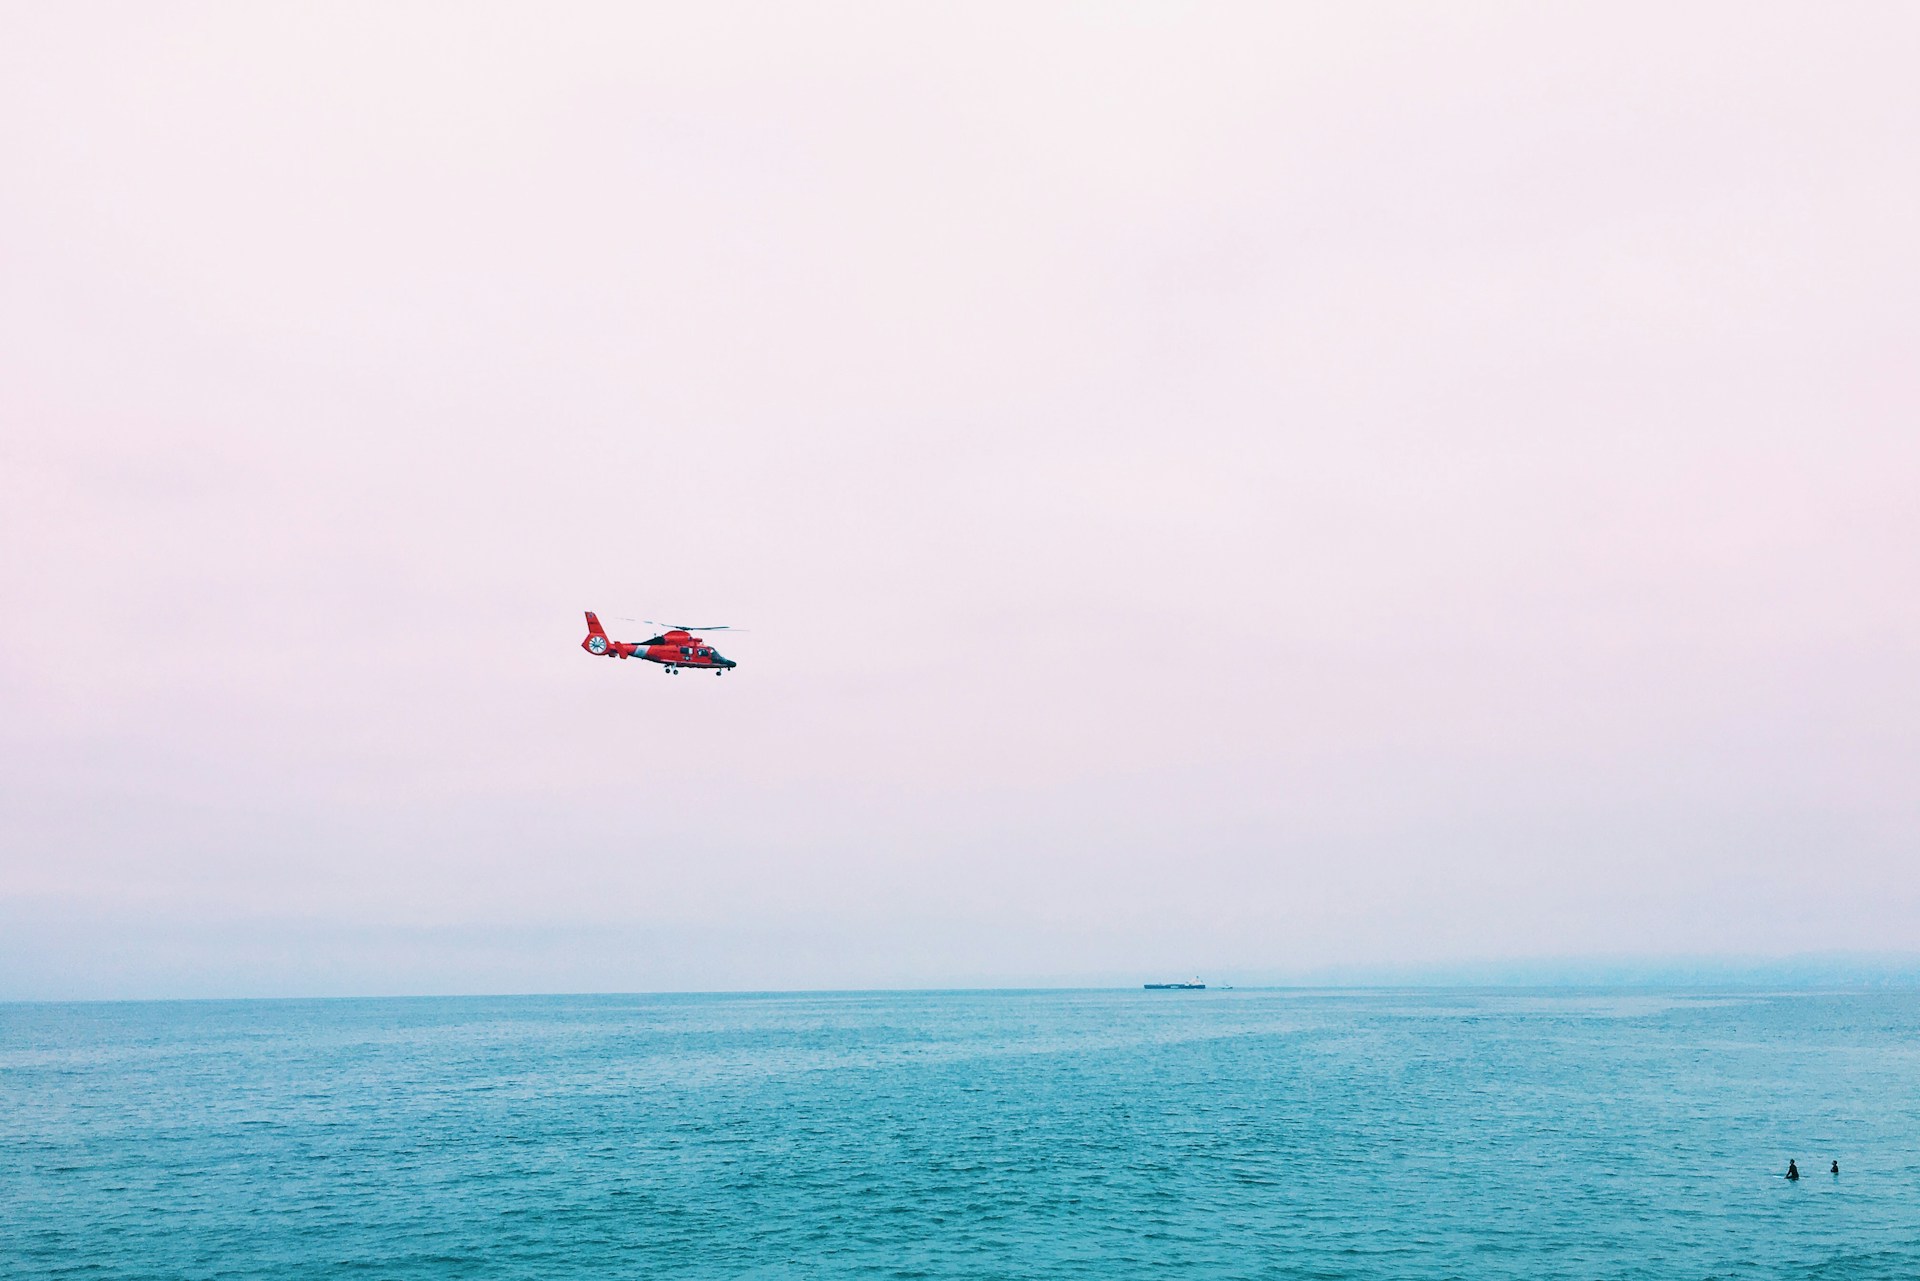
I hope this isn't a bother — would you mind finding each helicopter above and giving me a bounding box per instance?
[580,611,737,674]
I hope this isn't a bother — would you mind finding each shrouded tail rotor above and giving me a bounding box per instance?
[583,611,612,655]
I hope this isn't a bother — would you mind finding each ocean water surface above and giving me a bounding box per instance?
[3,989,1917,1279]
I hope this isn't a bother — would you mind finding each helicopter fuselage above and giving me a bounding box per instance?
[582,613,735,673]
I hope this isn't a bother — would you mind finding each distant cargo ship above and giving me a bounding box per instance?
[1144,979,1206,990]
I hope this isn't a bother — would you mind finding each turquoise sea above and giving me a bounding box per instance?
[3,990,1917,1279]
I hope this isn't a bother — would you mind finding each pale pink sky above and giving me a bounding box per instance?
[3,4,1917,996]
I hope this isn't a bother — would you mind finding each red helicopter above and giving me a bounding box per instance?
[581,611,738,675]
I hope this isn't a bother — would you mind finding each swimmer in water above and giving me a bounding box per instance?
[1787,1160,1800,1181]
[1831,1161,1839,1175]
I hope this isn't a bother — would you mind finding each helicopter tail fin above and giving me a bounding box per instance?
[582,611,614,656]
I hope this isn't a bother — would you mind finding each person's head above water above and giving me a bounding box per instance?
[1831,1161,1839,1174]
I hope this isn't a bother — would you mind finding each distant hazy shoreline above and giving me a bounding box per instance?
[6,954,1920,1005]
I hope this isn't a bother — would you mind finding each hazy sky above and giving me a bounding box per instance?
[4,4,1917,997]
